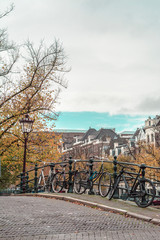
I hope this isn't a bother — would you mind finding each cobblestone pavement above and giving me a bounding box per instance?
[50,192,160,219]
[0,196,160,240]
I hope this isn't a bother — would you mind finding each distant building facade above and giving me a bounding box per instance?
[110,115,160,158]
[109,131,134,157]
[143,116,160,147]
[60,128,118,159]
[54,129,86,155]
[56,115,160,159]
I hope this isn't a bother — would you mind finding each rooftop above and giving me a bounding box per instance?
[54,129,86,133]
[119,131,135,135]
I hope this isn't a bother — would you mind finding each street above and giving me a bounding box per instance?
[0,196,160,240]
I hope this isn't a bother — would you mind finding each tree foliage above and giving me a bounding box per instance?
[0,6,68,188]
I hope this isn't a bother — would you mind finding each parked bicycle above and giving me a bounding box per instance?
[107,163,156,208]
[52,162,80,193]
[38,162,55,192]
[74,160,111,196]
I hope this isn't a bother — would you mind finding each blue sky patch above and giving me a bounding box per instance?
[55,112,149,133]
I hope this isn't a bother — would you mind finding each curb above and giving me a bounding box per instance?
[126,212,152,222]
[15,193,160,225]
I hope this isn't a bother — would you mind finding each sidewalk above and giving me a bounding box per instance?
[22,192,160,225]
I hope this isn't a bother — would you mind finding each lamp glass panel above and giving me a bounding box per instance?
[21,121,33,133]
[25,122,32,132]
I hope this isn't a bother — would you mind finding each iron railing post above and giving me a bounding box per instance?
[113,156,119,198]
[88,157,94,195]
[68,157,73,193]
[140,163,147,205]
[141,164,146,180]
[49,163,55,192]
[34,164,38,193]
[26,172,29,193]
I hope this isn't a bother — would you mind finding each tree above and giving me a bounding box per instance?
[0,39,68,153]
[0,6,69,188]
[28,131,62,164]
[0,4,18,77]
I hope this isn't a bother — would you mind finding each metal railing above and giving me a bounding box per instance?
[14,156,160,200]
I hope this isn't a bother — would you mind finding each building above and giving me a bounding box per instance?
[61,128,118,159]
[54,129,86,155]
[143,116,160,146]
[109,131,134,157]
[57,115,160,159]
[110,115,160,157]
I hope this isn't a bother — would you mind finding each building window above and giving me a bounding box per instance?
[147,135,150,143]
[151,134,154,142]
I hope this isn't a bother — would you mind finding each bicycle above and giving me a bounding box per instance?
[108,163,156,208]
[74,160,111,196]
[52,162,79,193]
[37,162,55,192]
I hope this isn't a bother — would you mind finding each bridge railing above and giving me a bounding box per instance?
[15,156,160,199]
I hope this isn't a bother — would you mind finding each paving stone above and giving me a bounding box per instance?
[0,196,160,240]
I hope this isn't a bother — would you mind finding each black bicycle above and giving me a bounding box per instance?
[74,161,111,196]
[52,163,79,193]
[108,163,156,208]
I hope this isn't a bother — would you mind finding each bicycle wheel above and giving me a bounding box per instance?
[108,176,120,200]
[134,179,156,208]
[52,172,63,193]
[99,172,111,197]
[74,171,88,194]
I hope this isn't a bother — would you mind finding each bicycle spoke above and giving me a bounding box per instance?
[52,173,63,193]
[74,171,88,194]
[134,179,156,208]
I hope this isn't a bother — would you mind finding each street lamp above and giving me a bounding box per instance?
[19,114,34,176]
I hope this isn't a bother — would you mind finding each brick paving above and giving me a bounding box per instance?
[0,196,160,240]
[50,192,160,219]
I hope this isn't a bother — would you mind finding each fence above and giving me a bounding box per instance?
[14,156,160,199]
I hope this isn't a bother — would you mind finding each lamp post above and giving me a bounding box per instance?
[19,114,34,176]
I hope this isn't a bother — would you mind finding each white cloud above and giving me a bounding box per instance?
[1,0,160,115]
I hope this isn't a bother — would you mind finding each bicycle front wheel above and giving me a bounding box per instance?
[108,176,119,200]
[52,172,63,193]
[99,172,111,197]
[74,171,88,194]
[134,179,156,208]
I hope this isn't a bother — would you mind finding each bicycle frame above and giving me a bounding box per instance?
[38,168,46,187]
[79,162,104,190]
[114,166,144,197]
[91,163,104,183]
[38,163,55,191]
[54,164,79,190]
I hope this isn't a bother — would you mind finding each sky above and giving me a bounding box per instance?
[1,0,160,132]
[55,112,149,132]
